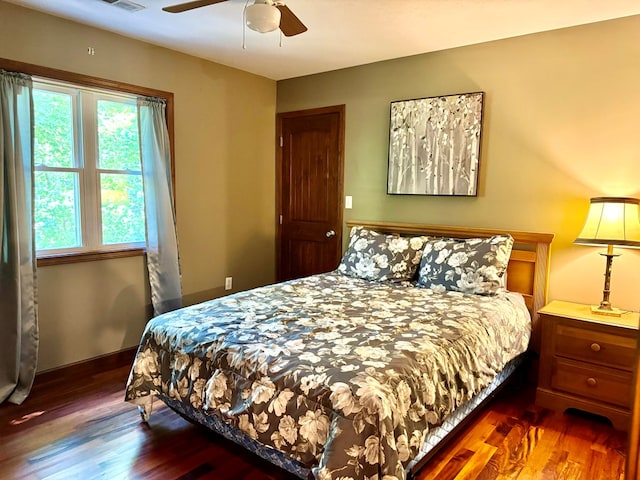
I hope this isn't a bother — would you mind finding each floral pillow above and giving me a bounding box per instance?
[416,234,514,295]
[338,226,430,282]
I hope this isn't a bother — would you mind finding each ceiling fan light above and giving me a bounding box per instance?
[245,3,281,33]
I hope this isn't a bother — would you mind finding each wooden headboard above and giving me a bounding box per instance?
[346,220,554,352]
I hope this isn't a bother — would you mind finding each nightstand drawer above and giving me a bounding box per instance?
[554,324,636,370]
[551,357,633,408]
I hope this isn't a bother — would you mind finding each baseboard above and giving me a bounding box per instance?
[35,346,138,385]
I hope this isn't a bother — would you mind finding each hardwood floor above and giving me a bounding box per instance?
[0,360,627,480]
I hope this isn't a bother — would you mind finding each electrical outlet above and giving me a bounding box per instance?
[225,277,233,290]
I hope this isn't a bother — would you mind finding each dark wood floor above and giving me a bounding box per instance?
[0,361,628,480]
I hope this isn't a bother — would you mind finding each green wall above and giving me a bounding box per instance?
[277,15,640,311]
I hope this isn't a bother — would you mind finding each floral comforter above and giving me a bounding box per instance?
[125,272,530,480]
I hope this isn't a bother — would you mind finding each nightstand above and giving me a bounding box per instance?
[535,300,639,430]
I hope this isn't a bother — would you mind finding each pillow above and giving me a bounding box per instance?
[337,226,430,282]
[416,234,514,295]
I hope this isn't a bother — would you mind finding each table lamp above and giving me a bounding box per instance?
[574,197,640,316]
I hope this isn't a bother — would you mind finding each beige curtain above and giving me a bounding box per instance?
[0,70,38,405]
[138,97,182,315]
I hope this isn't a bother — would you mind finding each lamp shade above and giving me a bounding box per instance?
[245,3,281,33]
[574,197,640,247]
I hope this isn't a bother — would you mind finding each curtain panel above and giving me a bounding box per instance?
[138,97,182,315]
[0,70,38,405]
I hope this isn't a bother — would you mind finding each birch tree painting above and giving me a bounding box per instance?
[387,92,484,196]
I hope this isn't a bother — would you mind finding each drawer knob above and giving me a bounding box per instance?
[586,377,598,387]
[590,343,601,352]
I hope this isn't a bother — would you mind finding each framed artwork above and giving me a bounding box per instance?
[387,91,484,196]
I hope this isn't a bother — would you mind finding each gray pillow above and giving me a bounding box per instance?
[338,226,430,282]
[416,234,514,295]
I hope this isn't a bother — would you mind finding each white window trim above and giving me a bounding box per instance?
[33,77,146,258]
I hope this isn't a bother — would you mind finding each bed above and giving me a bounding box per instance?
[125,221,553,480]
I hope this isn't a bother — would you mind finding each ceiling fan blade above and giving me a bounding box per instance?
[276,4,307,37]
[162,0,227,13]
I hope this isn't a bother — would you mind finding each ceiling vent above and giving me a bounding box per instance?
[102,0,145,12]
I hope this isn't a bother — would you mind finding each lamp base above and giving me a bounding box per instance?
[590,304,624,317]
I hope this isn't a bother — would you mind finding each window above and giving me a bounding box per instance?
[33,79,146,257]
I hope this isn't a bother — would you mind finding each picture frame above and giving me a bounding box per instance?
[387,91,484,196]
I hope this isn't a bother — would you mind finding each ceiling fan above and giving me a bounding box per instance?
[162,0,307,37]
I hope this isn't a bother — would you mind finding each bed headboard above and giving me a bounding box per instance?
[345,220,554,353]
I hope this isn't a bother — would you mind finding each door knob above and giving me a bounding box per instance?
[326,230,336,238]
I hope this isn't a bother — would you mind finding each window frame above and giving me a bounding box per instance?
[0,57,175,267]
[94,94,146,245]
[32,83,84,254]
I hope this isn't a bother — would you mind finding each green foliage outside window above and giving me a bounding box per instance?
[33,85,146,252]
[97,100,145,244]
[97,100,141,170]
[101,173,145,245]
[33,89,80,249]
[33,89,74,168]
[34,171,81,249]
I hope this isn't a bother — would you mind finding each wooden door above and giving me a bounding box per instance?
[276,105,345,282]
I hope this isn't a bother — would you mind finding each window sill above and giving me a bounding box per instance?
[37,248,145,267]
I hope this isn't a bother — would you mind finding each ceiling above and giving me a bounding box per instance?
[6,0,640,80]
